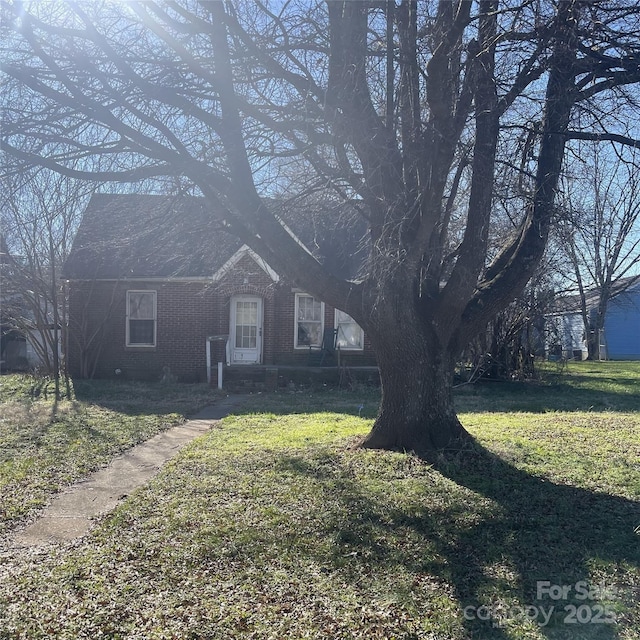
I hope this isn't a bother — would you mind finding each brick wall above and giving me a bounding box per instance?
[68,279,218,381]
[67,254,376,381]
[270,286,377,367]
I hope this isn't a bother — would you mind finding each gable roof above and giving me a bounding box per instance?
[277,197,368,281]
[550,276,640,315]
[64,193,369,282]
[64,194,241,279]
[212,245,279,283]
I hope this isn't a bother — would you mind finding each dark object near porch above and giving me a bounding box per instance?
[309,328,338,366]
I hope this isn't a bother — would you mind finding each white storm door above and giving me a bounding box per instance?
[230,296,262,364]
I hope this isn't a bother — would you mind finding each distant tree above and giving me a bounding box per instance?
[0,166,95,397]
[2,1,640,452]
[557,145,640,360]
[460,255,559,381]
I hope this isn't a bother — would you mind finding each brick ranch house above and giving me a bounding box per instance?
[63,193,376,385]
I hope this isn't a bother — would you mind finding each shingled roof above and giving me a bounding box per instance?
[64,192,369,282]
[550,276,640,314]
[63,194,241,280]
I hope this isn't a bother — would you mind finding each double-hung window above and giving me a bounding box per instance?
[295,293,323,348]
[126,290,156,347]
[335,309,364,350]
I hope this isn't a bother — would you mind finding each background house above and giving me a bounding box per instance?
[546,278,640,360]
[63,193,375,383]
[602,283,640,359]
[545,293,588,361]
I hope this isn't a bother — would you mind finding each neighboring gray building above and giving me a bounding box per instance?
[547,278,640,360]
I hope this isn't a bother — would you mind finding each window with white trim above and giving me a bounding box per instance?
[295,293,324,348]
[335,309,364,350]
[126,290,156,347]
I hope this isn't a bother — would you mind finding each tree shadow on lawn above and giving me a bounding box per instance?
[212,381,640,419]
[68,373,640,419]
[278,444,640,639]
[70,377,220,417]
[428,445,640,638]
[454,379,640,414]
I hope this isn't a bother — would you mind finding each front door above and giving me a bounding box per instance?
[230,295,263,364]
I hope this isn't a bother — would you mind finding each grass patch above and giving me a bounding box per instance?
[0,363,639,639]
[455,360,640,414]
[0,374,219,533]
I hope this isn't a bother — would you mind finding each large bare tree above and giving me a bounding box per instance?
[2,0,640,452]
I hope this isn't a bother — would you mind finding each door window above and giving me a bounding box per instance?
[235,300,258,349]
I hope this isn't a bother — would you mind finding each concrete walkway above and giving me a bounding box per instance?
[9,395,241,548]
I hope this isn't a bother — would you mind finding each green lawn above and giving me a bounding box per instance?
[0,374,219,534]
[0,363,639,639]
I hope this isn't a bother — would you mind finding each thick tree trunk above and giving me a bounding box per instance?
[361,325,472,455]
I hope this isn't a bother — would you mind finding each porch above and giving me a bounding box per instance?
[212,364,379,392]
